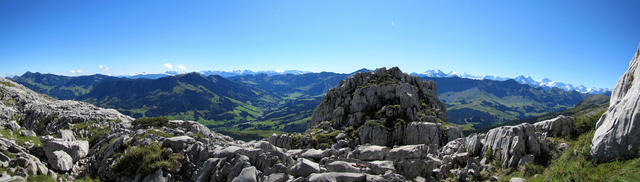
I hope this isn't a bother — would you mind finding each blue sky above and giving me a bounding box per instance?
[1,0,639,89]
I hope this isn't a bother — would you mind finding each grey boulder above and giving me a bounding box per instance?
[47,150,73,172]
[290,158,320,177]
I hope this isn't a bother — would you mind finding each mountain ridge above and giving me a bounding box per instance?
[109,68,610,94]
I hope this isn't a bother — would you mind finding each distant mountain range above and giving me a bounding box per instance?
[121,69,611,95]
[9,68,597,139]
[411,69,611,94]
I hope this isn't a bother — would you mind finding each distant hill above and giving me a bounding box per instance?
[10,72,123,100]
[427,77,588,129]
[10,69,592,137]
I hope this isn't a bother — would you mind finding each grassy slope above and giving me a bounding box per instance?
[494,96,640,181]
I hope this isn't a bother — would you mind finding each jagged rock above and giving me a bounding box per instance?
[351,145,388,161]
[308,172,366,182]
[0,77,133,135]
[361,122,463,147]
[214,146,244,158]
[5,121,20,131]
[163,136,195,151]
[269,134,294,149]
[325,161,360,173]
[301,149,324,161]
[48,150,73,172]
[517,154,535,167]
[142,169,171,182]
[367,161,395,174]
[592,46,640,162]
[57,129,75,141]
[441,138,466,155]
[534,115,576,137]
[395,159,437,179]
[263,173,288,182]
[386,144,425,161]
[359,123,389,146]
[232,166,260,182]
[309,67,446,130]
[19,130,36,137]
[42,137,89,162]
[290,158,320,177]
[193,158,222,182]
[481,123,549,168]
[465,134,484,156]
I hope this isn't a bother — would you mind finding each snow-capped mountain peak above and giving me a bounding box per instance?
[414,69,610,94]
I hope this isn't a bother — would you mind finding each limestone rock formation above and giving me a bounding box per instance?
[309,67,446,130]
[592,46,640,162]
[271,67,461,149]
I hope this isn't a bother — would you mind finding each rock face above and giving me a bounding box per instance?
[309,67,446,130]
[0,77,133,135]
[273,67,461,149]
[592,46,640,162]
[534,115,576,137]
[481,123,549,168]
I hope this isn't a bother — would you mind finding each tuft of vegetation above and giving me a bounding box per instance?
[1,149,15,159]
[88,128,110,145]
[112,142,183,177]
[148,129,175,138]
[312,130,340,149]
[574,111,605,135]
[108,119,123,123]
[75,175,101,182]
[0,129,41,147]
[27,174,56,182]
[37,114,58,129]
[132,117,172,129]
[518,163,544,177]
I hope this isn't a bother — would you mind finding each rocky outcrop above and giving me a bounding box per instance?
[481,123,549,168]
[309,67,446,130]
[0,77,133,136]
[534,115,576,137]
[271,67,461,149]
[592,46,640,162]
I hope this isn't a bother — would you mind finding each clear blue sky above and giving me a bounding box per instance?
[1,0,639,89]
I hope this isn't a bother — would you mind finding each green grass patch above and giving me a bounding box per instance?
[75,175,101,182]
[148,129,175,138]
[27,174,56,182]
[0,129,41,147]
[88,128,110,145]
[132,117,172,129]
[112,142,183,177]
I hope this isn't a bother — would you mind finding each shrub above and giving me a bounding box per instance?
[574,111,605,135]
[132,117,172,129]
[519,163,544,176]
[88,128,110,145]
[148,129,174,138]
[112,143,182,177]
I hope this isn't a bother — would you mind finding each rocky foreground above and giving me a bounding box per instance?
[0,65,634,182]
